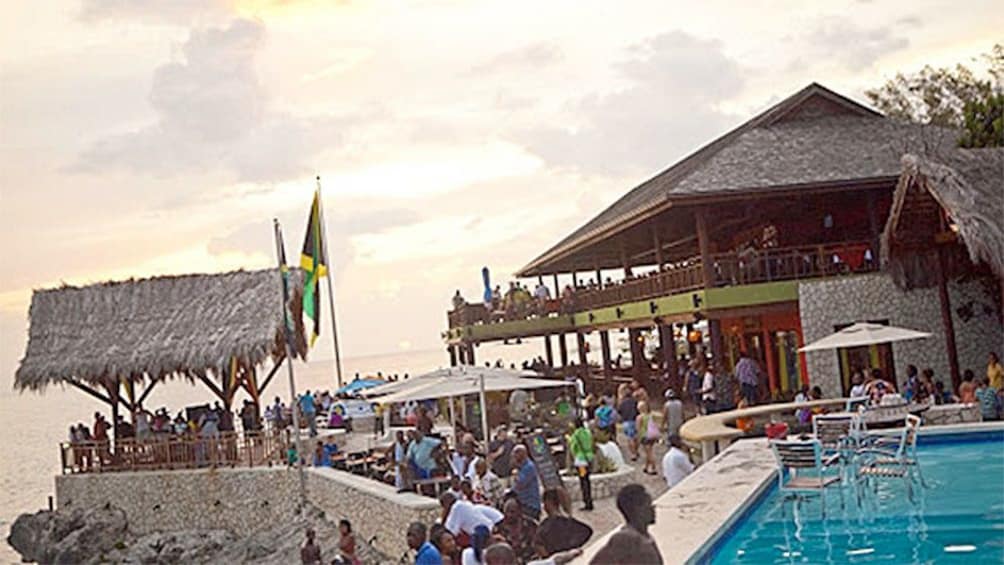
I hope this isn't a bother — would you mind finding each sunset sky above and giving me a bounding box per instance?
[1,0,1001,378]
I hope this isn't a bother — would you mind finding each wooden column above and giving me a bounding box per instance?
[544,335,554,368]
[762,328,778,399]
[457,345,467,366]
[936,248,961,389]
[448,346,458,367]
[629,328,647,381]
[596,268,603,289]
[572,271,579,288]
[576,332,588,376]
[653,225,664,271]
[467,343,477,367]
[620,239,633,278]
[660,323,677,387]
[709,319,725,369]
[558,333,569,367]
[695,208,714,287]
[553,273,560,297]
[600,330,612,381]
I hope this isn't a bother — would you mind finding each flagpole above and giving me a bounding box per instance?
[273,219,306,506]
[315,176,345,388]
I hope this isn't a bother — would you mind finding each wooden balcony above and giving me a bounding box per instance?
[446,241,878,336]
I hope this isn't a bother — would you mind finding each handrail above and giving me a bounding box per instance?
[59,431,289,474]
[680,398,850,461]
[447,240,878,329]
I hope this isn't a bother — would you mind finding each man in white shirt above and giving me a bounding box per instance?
[440,491,504,539]
[700,362,717,414]
[662,435,695,489]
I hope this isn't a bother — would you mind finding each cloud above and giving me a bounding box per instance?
[78,0,231,24]
[206,205,423,278]
[71,18,347,183]
[515,31,745,175]
[805,18,909,69]
[468,41,564,76]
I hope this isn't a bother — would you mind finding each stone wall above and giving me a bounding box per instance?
[798,272,1002,397]
[54,466,437,560]
[560,466,635,503]
[56,468,299,535]
[305,468,439,559]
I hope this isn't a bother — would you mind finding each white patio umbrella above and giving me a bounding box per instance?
[368,366,573,443]
[799,322,931,352]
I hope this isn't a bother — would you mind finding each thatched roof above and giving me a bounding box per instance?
[517,82,958,276]
[14,268,308,391]
[883,148,1004,288]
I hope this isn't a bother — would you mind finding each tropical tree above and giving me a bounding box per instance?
[866,44,1003,147]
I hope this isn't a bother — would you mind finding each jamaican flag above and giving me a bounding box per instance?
[274,220,296,350]
[300,191,326,346]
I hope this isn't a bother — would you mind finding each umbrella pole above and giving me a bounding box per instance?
[448,395,457,445]
[479,374,489,447]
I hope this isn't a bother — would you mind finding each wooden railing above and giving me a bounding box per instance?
[574,263,704,311]
[709,241,876,287]
[59,431,289,474]
[446,241,877,329]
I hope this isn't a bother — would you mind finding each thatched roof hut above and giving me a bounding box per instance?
[15,268,308,393]
[882,148,1004,289]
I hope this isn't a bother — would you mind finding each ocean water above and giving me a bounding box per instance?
[708,431,1004,564]
[0,341,543,563]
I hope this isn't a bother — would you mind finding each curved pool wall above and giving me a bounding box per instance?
[692,422,1004,564]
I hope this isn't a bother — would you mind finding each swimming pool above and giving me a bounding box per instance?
[702,430,1004,564]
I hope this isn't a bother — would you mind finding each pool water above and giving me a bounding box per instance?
[706,431,1004,564]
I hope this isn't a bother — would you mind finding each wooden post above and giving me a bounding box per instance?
[448,346,458,367]
[544,335,554,368]
[467,343,477,367]
[629,328,647,381]
[620,238,633,278]
[600,330,612,382]
[558,333,569,367]
[695,208,714,288]
[762,328,778,399]
[709,319,725,370]
[660,323,677,388]
[577,332,588,377]
[936,248,961,389]
[553,273,560,297]
[653,225,664,271]
[457,345,467,366]
[596,268,603,289]
[572,271,579,288]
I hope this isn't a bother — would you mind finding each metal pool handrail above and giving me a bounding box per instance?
[680,398,850,460]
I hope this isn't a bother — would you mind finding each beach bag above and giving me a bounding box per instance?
[644,415,660,440]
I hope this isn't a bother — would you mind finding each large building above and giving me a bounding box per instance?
[444,83,1003,399]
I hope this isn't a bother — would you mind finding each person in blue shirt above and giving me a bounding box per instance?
[407,522,442,565]
[406,430,443,479]
[300,390,317,437]
[312,440,330,467]
[511,445,541,520]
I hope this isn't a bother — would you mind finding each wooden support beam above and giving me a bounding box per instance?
[553,273,560,297]
[67,379,115,406]
[576,332,588,376]
[195,372,226,402]
[659,324,677,386]
[600,331,612,382]
[595,268,603,289]
[467,343,476,366]
[544,335,554,368]
[695,208,714,288]
[558,334,569,368]
[258,356,284,398]
[136,379,158,407]
[448,346,458,367]
[936,248,961,389]
[652,225,664,271]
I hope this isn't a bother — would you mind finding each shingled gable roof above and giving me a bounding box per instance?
[517,83,956,277]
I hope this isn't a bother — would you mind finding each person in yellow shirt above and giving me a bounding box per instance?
[988,352,1003,391]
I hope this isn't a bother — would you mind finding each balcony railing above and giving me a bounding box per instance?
[447,241,877,329]
[59,431,289,474]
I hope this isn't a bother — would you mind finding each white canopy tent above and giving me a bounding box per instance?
[799,322,931,352]
[363,367,574,444]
